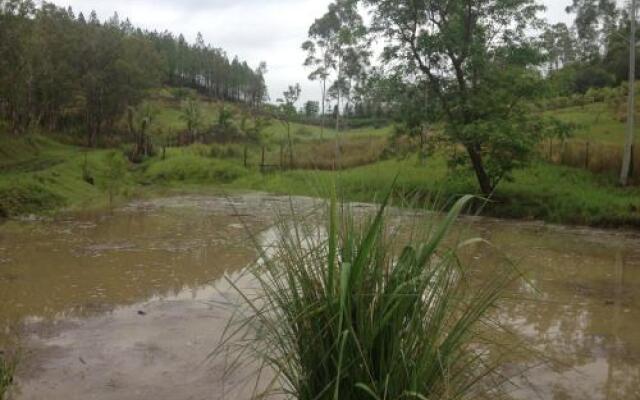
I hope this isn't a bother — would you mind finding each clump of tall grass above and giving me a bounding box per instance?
[220,189,524,399]
[0,351,16,400]
[290,137,387,170]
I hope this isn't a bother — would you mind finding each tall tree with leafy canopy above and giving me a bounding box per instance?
[0,0,36,134]
[362,0,552,195]
[566,0,619,60]
[542,23,577,73]
[304,0,368,132]
[302,38,332,138]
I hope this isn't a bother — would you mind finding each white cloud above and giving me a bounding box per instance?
[49,0,576,105]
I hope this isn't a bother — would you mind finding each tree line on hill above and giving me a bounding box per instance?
[0,0,268,145]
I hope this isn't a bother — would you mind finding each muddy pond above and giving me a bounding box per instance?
[0,194,639,400]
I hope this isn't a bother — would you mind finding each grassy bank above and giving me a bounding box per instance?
[230,155,640,227]
[2,95,640,228]
[0,135,138,216]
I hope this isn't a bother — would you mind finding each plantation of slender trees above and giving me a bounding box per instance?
[0,0,267,145]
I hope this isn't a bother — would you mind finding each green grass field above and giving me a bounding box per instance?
[147,87,392,143]
[1,91,639,227]
[0,135,140,216]
[546,102,633,145]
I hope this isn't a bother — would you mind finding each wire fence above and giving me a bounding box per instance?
[540,139,640,182]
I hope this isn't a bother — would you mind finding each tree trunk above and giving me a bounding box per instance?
[621,0,637,186]
[321,79,326,140]
[466,145,493,196]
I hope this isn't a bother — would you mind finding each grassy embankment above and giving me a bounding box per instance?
[1,91,639,227]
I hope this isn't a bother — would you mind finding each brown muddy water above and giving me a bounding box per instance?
[0,194,639,400]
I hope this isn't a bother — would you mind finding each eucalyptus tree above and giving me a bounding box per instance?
[542,23,578,73]
[332,44,371,127]
[302,39,332,137]
[0,0,267,141]
[248,62,268,110]
[277,84,302,167]
[304,100,320,117]
[0,0,36,134]
[566,0,619,60]
[304,0,368,132]
[363,0,550,195]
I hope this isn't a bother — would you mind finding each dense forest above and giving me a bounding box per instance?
[0,0,267,145]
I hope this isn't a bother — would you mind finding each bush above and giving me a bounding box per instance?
[171,87,193,102]
[209,143,243,159]
[295,126,313,137]
[221,193,525,400]
[573,65,615,94]
[99,151,129,206]
[144,155,247,183]
[0,181,65,217]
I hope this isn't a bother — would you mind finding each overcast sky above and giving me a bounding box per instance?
[49,0,576,105]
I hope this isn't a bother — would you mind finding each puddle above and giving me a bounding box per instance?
[1,194,639,399]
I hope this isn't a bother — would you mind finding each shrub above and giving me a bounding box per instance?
[209,143,243,159]
[295,126,313,137]
[144,155,247,184]
[98,151,129,207]
[220,192,525,400]
[171,87,193,102]
[0,351,16,400]
[0,181,65,217]
[290,137,387,170]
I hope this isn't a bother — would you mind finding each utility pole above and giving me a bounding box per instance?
[621,0,637,186]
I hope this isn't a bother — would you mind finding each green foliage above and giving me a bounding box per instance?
[222,191,522,399]
[0,351,16,400]
[217,103,234,127]
[364,0,548,194]
[171,87,192,102]
[144,154,247,184]
[212,104,244,142]
[0,181,65,217]
[181,99,204,140]
[295,126,313,137]
[1,125,639,227]
[245,116,271,143]
[573,65,616,94]
[98,151,128,206]
[209,143,243,159]
[304,100,319,117]
[0,1,266,142]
